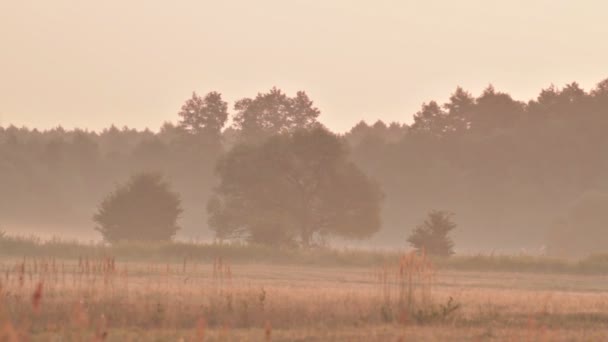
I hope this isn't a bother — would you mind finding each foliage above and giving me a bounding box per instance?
[3,80,608,251]
[345,79,608,250]
[407,211,456,257]
[177,91,229,138]
[232,87,321,142]
[93,173,183,243]
[208,127,383,247]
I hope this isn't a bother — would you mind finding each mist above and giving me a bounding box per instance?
[2,81,608,256]
[2,2,608,340]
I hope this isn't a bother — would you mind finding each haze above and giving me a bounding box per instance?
[2,0,607,132]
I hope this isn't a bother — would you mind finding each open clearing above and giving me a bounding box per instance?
[1,257,608,341]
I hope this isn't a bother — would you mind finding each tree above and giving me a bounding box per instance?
[407,211,456,257]
[470,86,524,133]
[411,101,448,138]
[443,87,475,134]
[208,127,383,247]
[232,88,321,142]
[93,173,182,243]
[548,192,608,257]
[178,91,229,137]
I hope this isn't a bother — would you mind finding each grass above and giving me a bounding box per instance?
[2,254,608,341]
[2,233,608,274]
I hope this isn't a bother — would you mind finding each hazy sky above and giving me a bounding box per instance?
[1,0,607,132]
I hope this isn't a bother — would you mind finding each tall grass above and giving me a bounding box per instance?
[2,255,608,340]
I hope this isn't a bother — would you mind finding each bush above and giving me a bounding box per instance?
[407,210,456,257]
[93,172,182,243]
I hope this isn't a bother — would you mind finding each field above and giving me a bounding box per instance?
[2,251,608,341]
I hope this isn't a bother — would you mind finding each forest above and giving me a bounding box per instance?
[2,80,608,255]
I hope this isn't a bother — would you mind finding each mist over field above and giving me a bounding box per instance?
[2,81,608,256]
[2,1,608,255]
[2,1,608,341]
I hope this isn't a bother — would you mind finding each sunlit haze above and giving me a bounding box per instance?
[4,2,608,340]
[2,0,607,132]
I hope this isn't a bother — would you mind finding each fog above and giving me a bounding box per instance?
[2,1,608,257]
[2,82,608,256]
[2,1,608,132]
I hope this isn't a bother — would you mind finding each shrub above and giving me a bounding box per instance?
[93,172,182,243]
[407,210,456,257]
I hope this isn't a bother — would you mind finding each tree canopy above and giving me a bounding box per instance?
[232,87,321,142]
[3,80,608,253]
[407,210,456,257]
[178,91,229,138]
[208,127,383,247]
[93,173,182,243]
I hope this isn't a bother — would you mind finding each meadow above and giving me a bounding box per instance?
[2,243,608,341]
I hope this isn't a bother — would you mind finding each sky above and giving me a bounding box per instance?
[1,0,607,133]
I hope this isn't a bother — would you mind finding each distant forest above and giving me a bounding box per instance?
[2,79,608,253]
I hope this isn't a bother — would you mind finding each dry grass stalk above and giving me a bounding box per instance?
[265,320,272,341]
[31,281,43,314]
[0,255,606,340]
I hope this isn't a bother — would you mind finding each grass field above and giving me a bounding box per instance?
[2,252,608,341]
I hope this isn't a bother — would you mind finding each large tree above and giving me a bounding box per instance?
[207,128,383,247]
[93,173,182,243]
[178,91,229,138]
[232,87,321,142]
[411,101,449,138]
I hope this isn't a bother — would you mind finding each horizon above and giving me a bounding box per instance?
[1,78,606,134]
[2,0,608,133]
[4,1,608,340]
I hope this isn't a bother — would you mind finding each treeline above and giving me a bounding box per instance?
[1,80,608,253]
[347,80,608,253]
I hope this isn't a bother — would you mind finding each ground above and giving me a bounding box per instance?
[1,256,608,341]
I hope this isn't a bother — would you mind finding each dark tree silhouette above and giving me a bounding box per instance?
[93,173,182,243]
[3,79,608,251]
[208,127,383,247]
[411,101,448,138]
[178,91,228,137]
[407,211,456,257]
[470,86,524,133]
[232,87,321,142]
[443,87,475,134]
